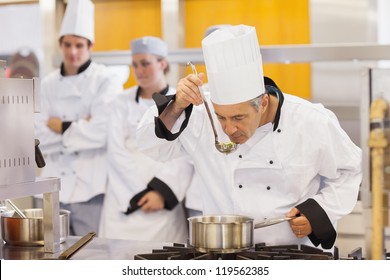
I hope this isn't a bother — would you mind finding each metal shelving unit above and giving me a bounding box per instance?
[0,177,61,253]
[0,67,62,253]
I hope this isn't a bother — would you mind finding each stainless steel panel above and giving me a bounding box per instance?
[0,236,171,260]
[0,78,35,186]
[90,44,390,66]
[33,77,40,113]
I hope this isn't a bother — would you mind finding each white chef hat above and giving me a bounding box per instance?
[131,36,168,57]
[59,0,95,43]
[204,24,232,38]
[202,24,265,105]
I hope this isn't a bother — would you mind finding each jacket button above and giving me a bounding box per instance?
[277,129,281,133]
[269,160,273,164]
[74,151,79,156]
[238,185,243,188]
[239,155,242,158]
[267,186,271,190]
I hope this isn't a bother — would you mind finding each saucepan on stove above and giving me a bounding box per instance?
[187,214,296,253]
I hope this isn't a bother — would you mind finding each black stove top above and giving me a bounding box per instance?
[134,242,368,260]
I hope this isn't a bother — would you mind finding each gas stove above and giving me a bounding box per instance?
[134,242,373,260]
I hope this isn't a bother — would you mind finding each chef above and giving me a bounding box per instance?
[136,24,362,249]
[34,0,123,236]
[98,36,192,242]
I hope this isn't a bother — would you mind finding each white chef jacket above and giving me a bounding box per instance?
[35,61,123,204]
[136,91,362,248]
[183,87,212,215]
[185,171,204,214]
[99,86,192,242]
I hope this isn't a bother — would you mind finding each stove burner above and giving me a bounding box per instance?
[134,242,345,260]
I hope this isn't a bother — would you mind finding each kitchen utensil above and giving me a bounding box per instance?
[57,232,96,260]
[1,208,70,246]
[5,199,27,218]
[188,215,253,253]
[186,61,238,154]
[188,214,297,253]
[35,139,46,168]
[254,216,297,228]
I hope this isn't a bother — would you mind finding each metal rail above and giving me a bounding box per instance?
[91,43,390,65]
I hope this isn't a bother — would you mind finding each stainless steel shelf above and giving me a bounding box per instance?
[0,177,62,253]
[0,177,60,200]
[91,43,390,66]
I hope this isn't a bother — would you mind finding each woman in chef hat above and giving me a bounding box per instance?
[99,36,192,242]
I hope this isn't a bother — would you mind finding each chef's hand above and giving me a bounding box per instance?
[159,73,205,130]
[47,117,62,134]
[174,73,205,110]
[138,191,164,213]
[287,208,312,238]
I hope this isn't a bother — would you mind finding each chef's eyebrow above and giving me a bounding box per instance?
[215,112,246,119]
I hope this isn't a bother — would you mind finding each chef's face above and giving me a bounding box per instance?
[60,35,92,70]
[132,53,166,88]
[213,95,266,144]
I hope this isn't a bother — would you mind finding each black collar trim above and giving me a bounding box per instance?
[265,85,284,131]
[135,85,170,103]
[60,59,92,76]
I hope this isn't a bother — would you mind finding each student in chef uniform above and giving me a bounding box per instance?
[98,36,192,242]
[34,0,123,236]
[136,25,362,249]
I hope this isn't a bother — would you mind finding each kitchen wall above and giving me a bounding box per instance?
[309,0,390,257]
[310,0,378,147]
[93,0,311,99]
[0,3,43,76]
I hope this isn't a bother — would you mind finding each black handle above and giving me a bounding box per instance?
[35,139,46,168]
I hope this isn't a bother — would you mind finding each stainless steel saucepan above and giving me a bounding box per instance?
[1,208,70,246]
[187,214,296,253]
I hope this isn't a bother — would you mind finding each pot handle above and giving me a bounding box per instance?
[254,216,297,229]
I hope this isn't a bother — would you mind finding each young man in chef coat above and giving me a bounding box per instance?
[34,0,123,236]
[136,24,362,249]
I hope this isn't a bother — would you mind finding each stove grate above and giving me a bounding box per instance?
[134,243,343,260]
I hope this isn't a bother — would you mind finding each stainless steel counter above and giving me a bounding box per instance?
[0,236,171,260]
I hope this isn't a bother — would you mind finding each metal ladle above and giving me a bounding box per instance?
[186,61,238,154]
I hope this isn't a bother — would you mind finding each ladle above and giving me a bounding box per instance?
[6,199,27,218]
[186,61,238,154]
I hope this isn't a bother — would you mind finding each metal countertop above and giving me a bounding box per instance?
[0,236,171,260]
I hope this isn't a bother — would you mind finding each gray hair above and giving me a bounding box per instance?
[249,94,264,112]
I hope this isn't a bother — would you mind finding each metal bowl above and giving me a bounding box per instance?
[1,208,70,246]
